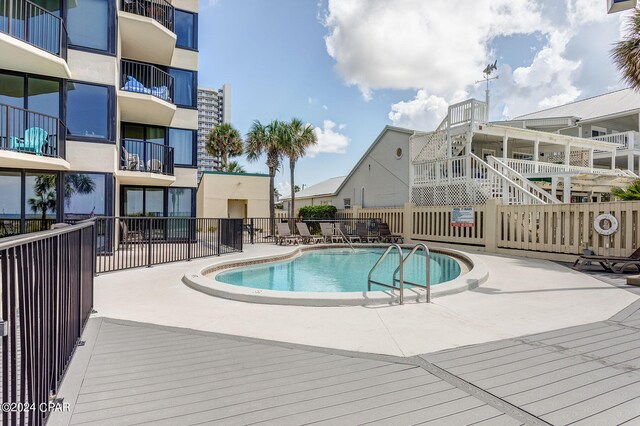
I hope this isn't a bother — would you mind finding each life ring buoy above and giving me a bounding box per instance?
[594,213,619,236]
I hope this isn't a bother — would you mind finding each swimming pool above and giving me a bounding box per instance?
[215,248,461,293]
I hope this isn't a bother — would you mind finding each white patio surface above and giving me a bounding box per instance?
[93,243,639,357]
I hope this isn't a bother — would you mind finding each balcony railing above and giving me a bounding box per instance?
[0,0,67,58]
[120,59,174,103]
[120,0,174,32]
[591,131,639,151]
[0,102,65,158]
[121,139,174,175]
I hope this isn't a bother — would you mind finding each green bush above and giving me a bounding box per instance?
[298,205,337,219]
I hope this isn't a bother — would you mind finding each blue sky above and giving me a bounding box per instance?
[199,0,629,194]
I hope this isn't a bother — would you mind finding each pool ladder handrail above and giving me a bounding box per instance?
[336,226,355,252]
[393,243,431,303]
[367,243,404,303]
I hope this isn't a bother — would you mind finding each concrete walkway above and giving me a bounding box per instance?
[90,244,639,356]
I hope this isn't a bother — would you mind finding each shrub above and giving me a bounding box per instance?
[298,205,337,219]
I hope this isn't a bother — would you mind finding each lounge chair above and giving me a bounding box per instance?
[356,222,380,243]
[573,247,640,273]
[320,222,342,243]
[120,220,144,245]
[10,127,48,156]
[276,222,300,245]
[296,222,323,244]
[338,223,361,243]
[122,76,152,95]
[379,222,403,243]
[121,146,140,170]
[147,159,163,173]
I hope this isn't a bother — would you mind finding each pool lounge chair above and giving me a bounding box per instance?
[338,223,361,243]
[320,222,342,243]
[356,222,380,243]
[276,222,300,245]
[296,222,323,244]
[379,222,403,244]
[573,247,640,273]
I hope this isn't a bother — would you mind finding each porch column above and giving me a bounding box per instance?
[551,177,558,200]
[563,176,572,203]
[611,150,616,170]
[564,143,571,167]
[534,137,540,173]
[628,152,634,172]
[502,132,508,160]
[588,148,594,169]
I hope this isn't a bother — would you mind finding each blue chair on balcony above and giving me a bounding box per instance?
[10,127,48,156]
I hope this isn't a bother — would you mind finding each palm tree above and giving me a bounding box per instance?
[28,175,56,230]
[281,119,317,219]
[226,161,246,173]
[612,180,640,200]
[64,173,96,209]
[612,9,640,90]
[246,120,287,229]
[206,123,244,171]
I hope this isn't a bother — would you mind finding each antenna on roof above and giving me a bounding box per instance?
[476,60,499,122]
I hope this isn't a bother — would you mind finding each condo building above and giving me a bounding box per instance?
[0,0,200,236]
[197,84,230,177]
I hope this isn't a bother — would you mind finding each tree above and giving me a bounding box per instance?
[281,118,317,219]
[246,120,287,226]
[206,123,243,172]
[226,161,246,173]
[612,180,640,200]
[294,185,301,193]
[28,175,56,229]
[612,9,640,90]
[64,174,96,209]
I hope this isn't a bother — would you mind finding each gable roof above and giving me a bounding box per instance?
[281,176,346,201]
[514,88,640,122]
[334,125,415,195]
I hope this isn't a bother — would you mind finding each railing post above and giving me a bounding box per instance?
[147,218,152,267]
[187,218,192,261]
[250,218,254,244]
[217,219,221,256]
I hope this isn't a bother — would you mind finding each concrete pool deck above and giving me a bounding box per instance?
[92,243,639,356]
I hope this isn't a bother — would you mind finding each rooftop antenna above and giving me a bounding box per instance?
[476,60,498,122]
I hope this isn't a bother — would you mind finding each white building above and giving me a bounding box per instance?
[197,84,231,178]
[281,176,345,215]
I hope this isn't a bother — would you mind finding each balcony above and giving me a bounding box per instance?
[0,103,69,170]
[0,0,70,77]
[117,139,175,186]
[118,60,176,127]
[592,131,640,152]
[118,0,176,65]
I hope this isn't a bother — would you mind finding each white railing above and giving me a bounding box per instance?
[447,99,487,128]
[488,157,560,204]
[502,158,636,177]
[591,131,639,152]
[411,154,547,205]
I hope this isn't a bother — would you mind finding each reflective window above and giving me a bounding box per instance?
[168,188,193,217]
[25,173,57,232]
[175,10,196,49]
[168,128,194,165]
[67,0,112,52]
[123,187,144,216]
[28,77,60,117]
[0,74,24,108]
[67,82,110,139]
[0,171,21,217]
[146,189,164,217]
[169,69,196,107]
[63,173,106,219]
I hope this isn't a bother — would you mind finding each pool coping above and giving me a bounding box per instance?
[182,244,490,307]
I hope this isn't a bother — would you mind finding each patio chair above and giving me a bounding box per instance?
[120,220,144,245]
[296,222,323,244]
[379,222,403,244]
[276,222,300,245]
[147,158,162,173]
[338,223,361,243]
[573,247,640,273]
[0,220,17,237]
[356,222,380,243]
[319,222,342,243]
[121,147,140,170]
[10,127,48,156]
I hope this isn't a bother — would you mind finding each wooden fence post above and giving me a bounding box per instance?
[403,202,413,242]
[484,198,499,253]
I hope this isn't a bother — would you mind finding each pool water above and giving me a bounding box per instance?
[215,248,462,293]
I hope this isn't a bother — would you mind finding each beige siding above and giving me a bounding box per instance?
[197,173,270,218]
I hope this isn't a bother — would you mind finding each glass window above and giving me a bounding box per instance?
[123,187,144,216]
[146,189,164,217]
[63,173,106,219]
[67,0,111,52]
[168,188,192,217]
[146,127,165,145]
[175,10,196,49]
[168,128,194,165]
[28,77,60,117]
[169,69,195,107]
[25,173,57,232]
[0,74,24,108]
[122,124,144,140]
[66,82,110,139]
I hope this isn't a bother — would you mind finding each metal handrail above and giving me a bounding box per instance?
[393,243,431,303]
[337,226,354,252]
[367,243,404,303]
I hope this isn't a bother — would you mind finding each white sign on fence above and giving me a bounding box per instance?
[451,207,475,227]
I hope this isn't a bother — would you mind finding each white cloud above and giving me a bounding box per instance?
[277,181,291,197]
[322,104,329,110]
[323,0,631,126]
[309,120,351,157]
[308,97,317,104]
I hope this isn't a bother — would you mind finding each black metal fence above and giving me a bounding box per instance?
[121,0,174,31]
[0,103,66,158]
[120,60,175,103]
[120,139,174,176]
[242,217,381,244]
[0,0,67,57]
[92,217,243,273]
[0,221,94,425]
